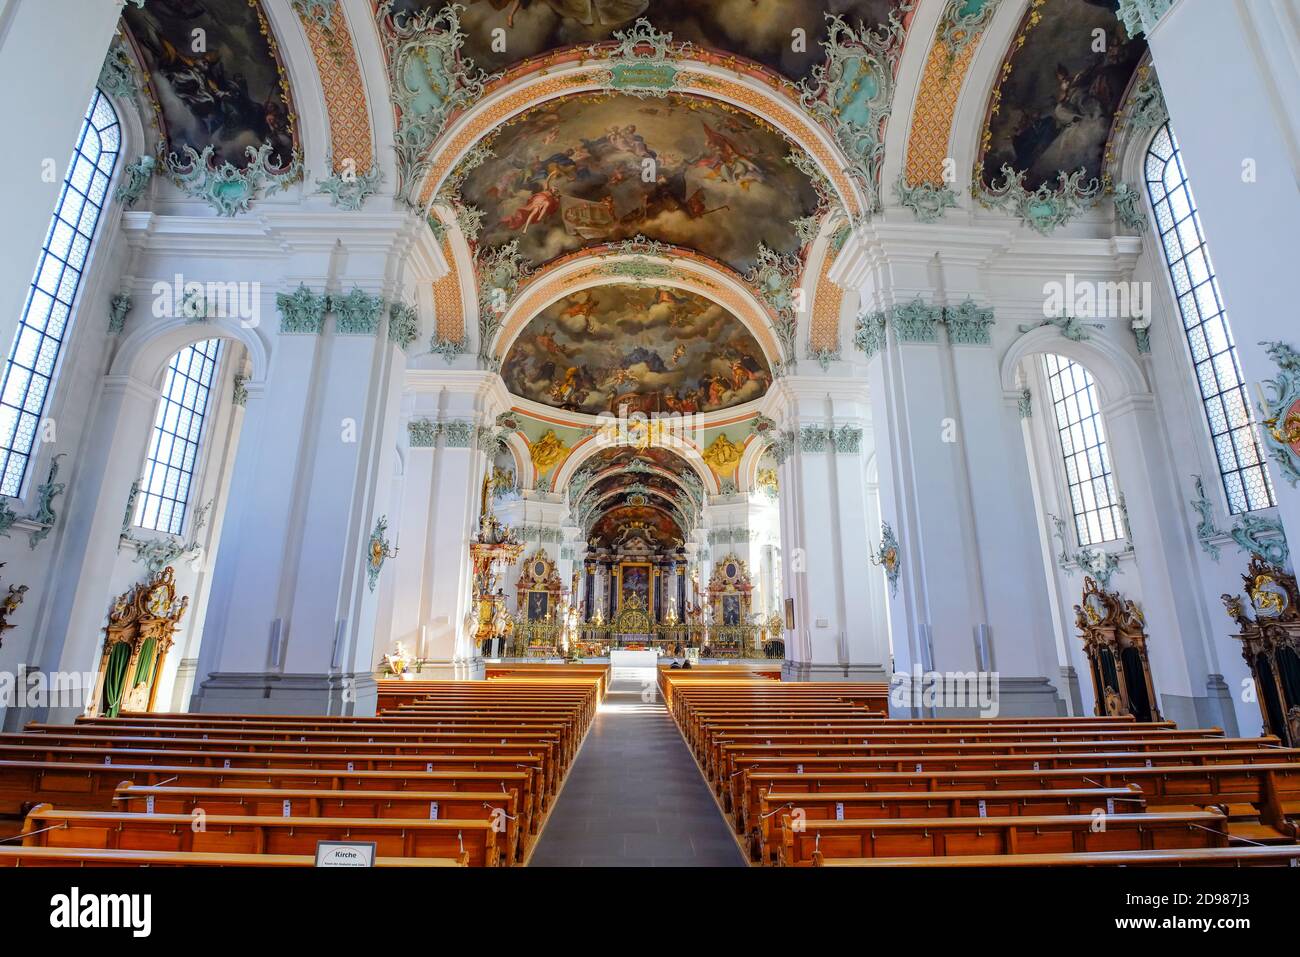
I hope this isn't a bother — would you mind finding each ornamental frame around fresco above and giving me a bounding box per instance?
[974,0,1149,235]
[121,0,305,215]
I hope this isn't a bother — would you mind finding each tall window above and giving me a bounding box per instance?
[0,89,121,496]
[1145,123,1274,514]
[1044,354,1124,547]
[133,340,223,535]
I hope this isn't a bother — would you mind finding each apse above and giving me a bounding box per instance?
[459,92,820,273]
[501,283,772,415]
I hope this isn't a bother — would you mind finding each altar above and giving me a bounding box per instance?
[610,647,659,682]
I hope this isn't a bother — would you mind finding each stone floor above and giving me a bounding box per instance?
[527,673,747,867]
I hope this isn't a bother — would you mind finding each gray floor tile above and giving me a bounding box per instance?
[528,680,746,868]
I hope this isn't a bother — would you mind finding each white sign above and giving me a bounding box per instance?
[315,841,377,868]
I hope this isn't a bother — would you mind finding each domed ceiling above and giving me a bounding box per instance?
[980,0,1147,190]
[121,0,297,169]
[501,283,771,415]
[459,92,821,273]
[388,0,901,80]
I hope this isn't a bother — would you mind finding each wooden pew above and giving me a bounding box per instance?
[0,761,538,840]
[113,784,525,862]
[725,746,1298,814]
[22,804,505,866]
[752,786,1145,862]
[776,810,1230,866]
[0,845,466,867]
[814,845,1300,867]
[734,762,1300,843]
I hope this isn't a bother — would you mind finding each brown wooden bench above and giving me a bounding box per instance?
[113,784,526,862]
[0,845,465,867]
[752,786,1146,863]
[0,761,538,840]
[776,810,1229,866]
[22,804,506,866]
[734,762,1300,843]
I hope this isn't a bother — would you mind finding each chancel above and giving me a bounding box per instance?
[0,0,1296,883]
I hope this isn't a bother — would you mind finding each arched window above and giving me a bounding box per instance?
[1145,123,1274,514]
[0,88,121,496]
[133,339,223,535]
[1044,354,1124,547]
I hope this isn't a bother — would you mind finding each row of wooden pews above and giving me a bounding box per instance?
[660,670,1300,867]
[0,671,605,867]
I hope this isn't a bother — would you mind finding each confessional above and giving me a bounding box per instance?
[1074,576,1160,722]
[1223,556,1300,745]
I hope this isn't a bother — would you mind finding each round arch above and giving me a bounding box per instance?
[553,434,716,496]
[999,325,1150,404]
[488,251,786,373]
[417,56,871,219]
[110,315,272,391]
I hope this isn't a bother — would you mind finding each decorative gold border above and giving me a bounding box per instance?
[293,2,374,173]
[904,34,983,186]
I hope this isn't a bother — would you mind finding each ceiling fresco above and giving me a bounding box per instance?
[501,283,771,415]
[459,92,820,273]
[122,0,297,169]
[586,471,684,504]
[588,504,682,549]
[387,0,902,80]
[980,0,1146,190]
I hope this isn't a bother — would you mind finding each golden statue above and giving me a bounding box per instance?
[702,432,743,479]
[529,429,570,477]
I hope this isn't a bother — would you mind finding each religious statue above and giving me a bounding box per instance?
[382,641,412,678]
[0,562,28,650]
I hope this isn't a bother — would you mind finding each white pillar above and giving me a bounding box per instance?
[775,376,888,681]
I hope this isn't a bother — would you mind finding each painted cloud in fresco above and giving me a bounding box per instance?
[460,93,820,273]
[389,0,901,79]
[980,0,1147,191]
[123,0,296,169]
[502,283,771,415]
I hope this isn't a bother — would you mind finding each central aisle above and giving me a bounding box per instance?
[528,676,747,867]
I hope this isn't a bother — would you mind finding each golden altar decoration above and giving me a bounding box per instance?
[708,554,753,626]
[96,566,189,716]
[1222,555,1300,745]
[611,592,653,636]
[516,548,563,620]
[1073,576,1160,722]
[469,476,524,650]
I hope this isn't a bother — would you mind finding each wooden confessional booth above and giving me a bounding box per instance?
[1074,576,1161,722]
[96,566,189,716]
[1223,555,1300,746]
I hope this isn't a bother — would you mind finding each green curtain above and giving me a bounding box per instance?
[133,638,157,689]
[102,642,132,718]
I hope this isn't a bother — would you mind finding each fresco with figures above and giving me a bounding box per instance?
[502,283,771,415]
[123,0,296,169]
[461,93,819,273]
[980,0,1146,190]
[589,505,682,548]
[387,0,903,80]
